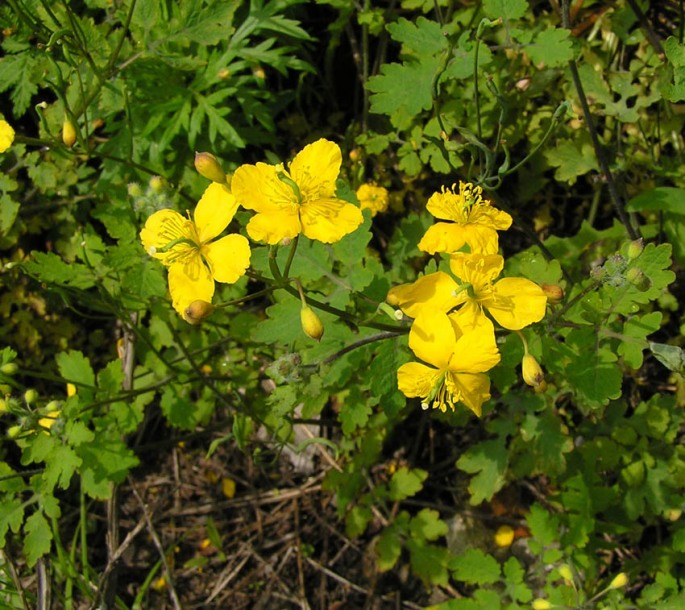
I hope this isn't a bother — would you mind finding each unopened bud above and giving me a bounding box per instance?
[24,389,38,404]
[494,525,515,547]
[0,363,18,376]
[522,354,545,390]
[195,152,227,183]
[184,300,215,325]
[626,239,644,260]
[7,424,22,439]
[541,283,564,304]
[349,147,362,162]
[386,287,402,307]
[62,116,77,147]
[148,176,164,192]
[128,182,142,197]
[558,564,574,583]
[609,572,628,590]
[626,267,650,291]
[300,305,324,341]
[0,398,7,413]
[532,600,552,610]
[66,383,76,397]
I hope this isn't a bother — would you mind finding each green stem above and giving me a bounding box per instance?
[282,235,299,279]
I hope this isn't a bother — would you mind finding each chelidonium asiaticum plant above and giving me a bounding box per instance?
[140,144,548,416]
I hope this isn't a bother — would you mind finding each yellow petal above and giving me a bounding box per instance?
[140,209,194,264]
[397,362,442,399]
[468,205,512,230]
[246,208,301,244]
[0,120,15,153]
[484,278,547,330]
[203,234,251,283]
[388,272,462,318]
[232,162,297,212]
[425,188,469,223]
[445,371,492,416]
[448,316,500,374]
[418,223,469,254]
[300,197,363,243]
[289,139,341,200]
[194,182,237,242]
[408,312,455,369]
[168,260,214,316]
[449,253,504,286]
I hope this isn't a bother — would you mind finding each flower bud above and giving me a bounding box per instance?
[558,564,574,584]
[0,398,7,413]
[148,175,165,192]
[195,152,226,183]
[541,283,564,304]
[300,305,324,341]
[494,524,515,547]
[66,383,77,398]
[38,410,60,430]
[62,116,77,147]
[184,300,215,325]
[626,267,650,291]
[128,182,142,197]
[7,424,22,439]
[626,238,644,260]
[532,600,552,610]
[0,363,18,375]
[522,354,545,390]
[24,389,38,404]
[609,572,628,590]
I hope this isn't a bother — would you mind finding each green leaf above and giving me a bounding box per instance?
[406,538,449,586]
[456,439,508,505]
[367,57,442,123]
[626,187,685,215]
[339,392,372,435]
[387,467,427,501]
[345,505,373,538]
[376,522,403,572]
[662,37,685,102]
[449,548,501,585]
[526,28,574,67]
[526,503,560,546]
[410,508,448,542]
[544,133,599,184]
[649,342,685,374]
[56,350,95,389]
[386,17,448,58]
[24,511,52,567]
[483,0,529,21]
[22,252,96,290]
[619,311,662,369]
[520,410,573,476]
[0,498,25,547]
[79,439,140,499]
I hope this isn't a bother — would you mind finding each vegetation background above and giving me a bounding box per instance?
[1,0,685,608]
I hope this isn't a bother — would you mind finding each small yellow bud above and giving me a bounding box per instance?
[522,354,545,390]
[221,477,236,499]
[667,509,682,521]
[217,68,231,79]
[253,66,266,79]
[194,151,226,183]
[66,383,77,397]
[349,147,362,162]
[127,182,142,197]
[532,600,552,610]
[24,389,38,404]
[184,300,215,325]
[609,572,628,590]
[558,564,574,584]
[62,116,77,147]
[0,398,7,413]
[494,524,515,547]
[148,175,164,192]
[541,283,564,304]
[300,305,324,341]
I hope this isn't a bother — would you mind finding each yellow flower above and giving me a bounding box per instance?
[356,183,389,217]
[388,253,547,331]
[0,120,15,153]
[140,182,251,317]
[418,182,512,255]
[231,139,363,244]
[494,525,515,547]
[449,253,547,330]
[38,410,60,431]
[397,309,500,416]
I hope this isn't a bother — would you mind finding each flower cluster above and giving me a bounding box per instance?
[140,139,363,321]
[391,182,547,416]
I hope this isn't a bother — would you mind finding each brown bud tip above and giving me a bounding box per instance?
[541,283,564,304]
[62,117,77,147]
[522,354,545,389]
[300,305,324,341]
[184,300,215,325]
[194,151,226,183]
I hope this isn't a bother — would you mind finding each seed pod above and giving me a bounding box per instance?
[194,152,227,183]
[62,117,77,147]
[300,305,324,341]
